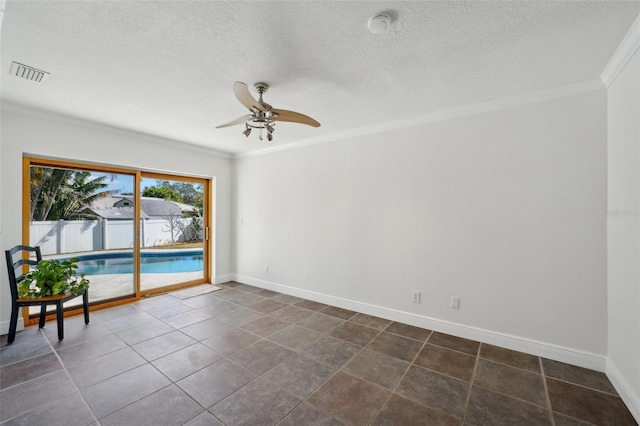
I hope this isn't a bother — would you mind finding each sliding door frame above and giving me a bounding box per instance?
[139,170,211,296]
[22,156,212,325]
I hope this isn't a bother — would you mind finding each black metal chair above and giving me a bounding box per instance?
[5,245,89,343]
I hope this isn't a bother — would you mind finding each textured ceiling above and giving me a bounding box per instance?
[1,1,638,155]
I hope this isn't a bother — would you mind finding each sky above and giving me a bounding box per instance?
[90,173,157,195]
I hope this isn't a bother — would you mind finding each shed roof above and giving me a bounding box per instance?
[82,207,150,220]
[114,197,183,217]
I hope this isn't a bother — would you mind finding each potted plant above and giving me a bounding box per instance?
[18,257,90,298]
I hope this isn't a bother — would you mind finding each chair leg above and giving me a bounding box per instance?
[8,305,19,344]
[56,301,64,340]
[39,305,47,328]
[83,289,90,324]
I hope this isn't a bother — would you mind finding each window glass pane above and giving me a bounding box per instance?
[29,165,136,314]
[139,176,205,292]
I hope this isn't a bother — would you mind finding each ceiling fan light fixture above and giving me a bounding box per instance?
[264,123,275,134]
[243,126,252,137]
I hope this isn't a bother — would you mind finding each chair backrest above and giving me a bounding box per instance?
[5,245,42,301]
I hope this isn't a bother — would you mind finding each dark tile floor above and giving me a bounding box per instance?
[0,281,637,426]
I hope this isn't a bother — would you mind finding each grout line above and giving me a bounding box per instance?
[366,331,441,424]
[200,355,264,415]
[0,343,53,369]
[540,356,556,426]
[471,381,554,410]
[0,331,59,387]
[422,340,479,358]
[379,329,429,343]
[464,349,558,415]
[273,400,305,426]
[267,327,339,425]
[552,412,600,426]
[191,300,348,423]
[477,355,544,375]
[280,350,355,423]
[46,328,100,424]
[270,330,362,425]
[460,341,482,423]
[0,346,75,423]
[293,326,387,425]
[544,375,624,398]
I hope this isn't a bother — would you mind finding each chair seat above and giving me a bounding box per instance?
[16,292,85,303]
[16,293,76,303]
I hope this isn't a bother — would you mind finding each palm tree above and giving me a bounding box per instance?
[30,167,73,221]
[30,167,114,221]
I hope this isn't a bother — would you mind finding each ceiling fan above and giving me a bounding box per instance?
[216,81,320,141]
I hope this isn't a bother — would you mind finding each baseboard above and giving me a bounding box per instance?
[606,358,640,423]
[214,274,234,285]
[232,274,606,372]
[0,317,23,337]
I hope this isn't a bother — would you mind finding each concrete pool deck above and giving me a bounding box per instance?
[89,270,204,300]
[31,271,204,314]
[29,248,206,313]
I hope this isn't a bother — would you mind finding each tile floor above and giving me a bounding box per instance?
[0,281,636,426]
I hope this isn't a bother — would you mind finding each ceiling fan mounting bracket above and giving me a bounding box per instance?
[254,82,269,95]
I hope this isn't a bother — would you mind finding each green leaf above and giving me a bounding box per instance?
[18,258,90,298]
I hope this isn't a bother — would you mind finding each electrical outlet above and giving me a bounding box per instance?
[412,291,421,303]
[450,297,460,309]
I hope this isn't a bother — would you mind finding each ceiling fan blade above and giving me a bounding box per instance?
[272,109,321,127]
[233,82,266,112]
[215,114,252,128]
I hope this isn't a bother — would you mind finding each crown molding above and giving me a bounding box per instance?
[600,14,640,87]
[233,78,604,160]
[1,102,233,160]
[2,75,605,163]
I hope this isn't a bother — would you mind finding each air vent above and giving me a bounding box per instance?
[9,61,50,83]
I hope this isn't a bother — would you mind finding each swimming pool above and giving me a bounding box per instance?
[72,250,203,275]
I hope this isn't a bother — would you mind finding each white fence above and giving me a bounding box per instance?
[30,218,201,256]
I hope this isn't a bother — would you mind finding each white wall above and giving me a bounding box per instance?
[0,110,233,333]
[606,48,640,420]
[234,90,608,367]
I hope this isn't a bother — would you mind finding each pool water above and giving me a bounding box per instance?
[74,251,203,275]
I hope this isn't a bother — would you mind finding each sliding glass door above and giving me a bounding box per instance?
[27,161,137,317]
[138,172,209,294]
[24,158,210,323]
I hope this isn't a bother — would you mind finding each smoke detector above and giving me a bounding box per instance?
[9,61,50,83]
[368,14,391,34]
